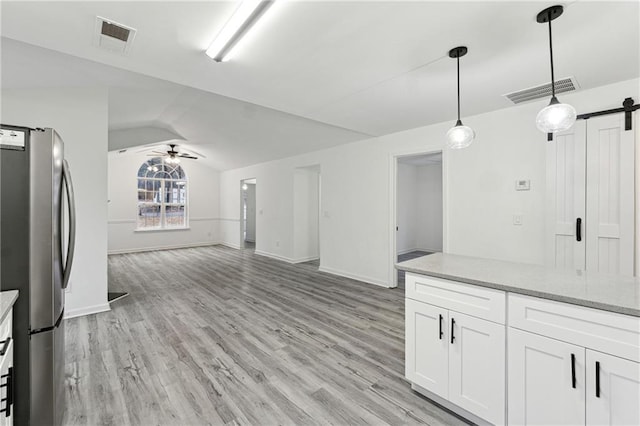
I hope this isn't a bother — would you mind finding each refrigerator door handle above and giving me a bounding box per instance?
[61,159,76,289]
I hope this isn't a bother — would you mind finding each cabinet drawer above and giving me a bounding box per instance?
[406,273,506,324]
[508,293,640,362]
[0,310,11,342]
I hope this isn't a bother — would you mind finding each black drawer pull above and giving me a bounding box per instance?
[576,218,582,242]
[0,367,13,417]
[595,361,601,398]
[571,353,576,388]
[450,318,456,344]
[0,338,10,356]
[438,314,443,340]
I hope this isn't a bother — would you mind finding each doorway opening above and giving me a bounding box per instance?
[293,165,321,269]
[240,178,256,251]
[393,151,444,289]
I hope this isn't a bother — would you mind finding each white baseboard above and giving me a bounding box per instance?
[220,241,241,250]
[318,265,391,288]
[254,250,296,263]
[108,242,219,255]
[290,256,319,264]
[64,303,111,320]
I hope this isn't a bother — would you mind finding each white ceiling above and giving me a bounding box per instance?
[1,1,638,170]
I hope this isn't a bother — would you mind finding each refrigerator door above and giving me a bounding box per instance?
[30,318,65,426]
[30,129,65,331]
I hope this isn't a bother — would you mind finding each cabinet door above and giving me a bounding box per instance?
[0,339,13,426]
[587,350,640,425]
[405,299,449,398]
[448,312,505,425]
[508,328,585,425]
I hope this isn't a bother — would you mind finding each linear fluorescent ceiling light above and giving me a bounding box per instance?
[206,0,274,62]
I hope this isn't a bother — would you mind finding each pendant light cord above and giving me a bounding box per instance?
[548,14,556,97]
[457,55,461,121]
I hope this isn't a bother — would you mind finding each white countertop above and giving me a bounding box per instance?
[0,290,18,324]
[396,253,640,317]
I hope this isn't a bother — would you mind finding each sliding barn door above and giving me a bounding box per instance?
[547,113,635,276]
[546,121,587,270]
[585,114,635,276]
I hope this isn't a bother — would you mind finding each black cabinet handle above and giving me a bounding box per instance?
[596,361,601,398]
[450,318,456,344]
[571,353,576,388]
[0,338,10,356]
[0,367,13,417]
[576,218,582,242]
[438,314,443,340]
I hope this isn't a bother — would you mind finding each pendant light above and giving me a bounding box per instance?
[535,5,576,134]
[446,46,475,149]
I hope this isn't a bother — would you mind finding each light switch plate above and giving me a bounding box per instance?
[515,179,530,191]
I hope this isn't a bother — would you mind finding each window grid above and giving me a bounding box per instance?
[137,158,188,229]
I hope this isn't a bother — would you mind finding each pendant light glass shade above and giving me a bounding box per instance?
[446,46,475,149]
[536,96,577,133]
[446,120,475,149]
[536,5,576,134]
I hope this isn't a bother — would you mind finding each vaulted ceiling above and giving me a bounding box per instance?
[2,1,638,170]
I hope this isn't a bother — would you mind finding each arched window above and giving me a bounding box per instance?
[137,157,188,229]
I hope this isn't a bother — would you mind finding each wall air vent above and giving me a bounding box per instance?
[94,16,137,55]
[503,77,579,104]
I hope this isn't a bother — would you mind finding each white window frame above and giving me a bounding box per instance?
[136,158,189,231]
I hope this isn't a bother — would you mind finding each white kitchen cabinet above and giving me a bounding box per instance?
[405,274,506,425]
[449,312,505,425]
[508,328,586,426]
[0,310,13,426]
[405,299,449,397]
[586,350,640,426]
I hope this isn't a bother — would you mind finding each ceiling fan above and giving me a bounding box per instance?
[149,144,198,163]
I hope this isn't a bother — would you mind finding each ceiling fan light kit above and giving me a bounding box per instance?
[535,5,577,134]
[446,46,475,150]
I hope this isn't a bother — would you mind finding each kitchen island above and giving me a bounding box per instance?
[396,253,640,425]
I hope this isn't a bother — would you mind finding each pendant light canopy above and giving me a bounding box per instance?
[446,46,475,149]
[535,5,576,134]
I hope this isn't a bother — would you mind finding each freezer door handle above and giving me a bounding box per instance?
[61,159,76,289]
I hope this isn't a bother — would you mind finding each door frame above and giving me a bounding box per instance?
[389,148,448,288]
[239,177,257,249]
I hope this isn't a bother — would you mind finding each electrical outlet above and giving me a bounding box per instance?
[513,214,523,225]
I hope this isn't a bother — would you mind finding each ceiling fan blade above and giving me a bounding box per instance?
[151,151,167,155]
[178,154,198,159]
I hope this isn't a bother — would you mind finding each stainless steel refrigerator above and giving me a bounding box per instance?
[0,125,76,425]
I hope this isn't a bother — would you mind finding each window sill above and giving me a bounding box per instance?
[134,227,191,233]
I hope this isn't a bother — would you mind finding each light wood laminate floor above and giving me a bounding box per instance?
[64,246,466,425]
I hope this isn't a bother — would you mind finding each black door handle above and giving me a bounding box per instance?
[571,353,576,388]
[576,218,582,242]
[450,318,456,344]
[439,314,443,340]
[595,361,600,398]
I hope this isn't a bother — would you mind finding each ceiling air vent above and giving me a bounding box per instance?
[94,16,137,55]
[504,77,579,104]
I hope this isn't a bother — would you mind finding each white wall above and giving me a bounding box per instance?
[396,163,419,253]
[219,78,640,286]
[1,87,110,318]
[293,168,320,262]
[397,162,443,254]
[107,152,220,254]
[416,163,443,252]
[244,183,256,242]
